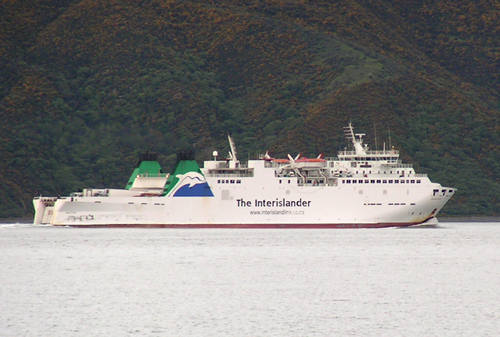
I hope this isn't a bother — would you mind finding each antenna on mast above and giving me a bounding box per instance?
[373,122,378,151]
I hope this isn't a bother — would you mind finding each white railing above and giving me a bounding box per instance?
[205,172,254,177]
[382,163,413,168]
[338,150,399,156]
[211,162,249,169]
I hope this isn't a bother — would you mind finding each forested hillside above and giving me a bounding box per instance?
[1,0,498,217]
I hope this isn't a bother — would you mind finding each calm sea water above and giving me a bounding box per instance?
[1,222,498,337]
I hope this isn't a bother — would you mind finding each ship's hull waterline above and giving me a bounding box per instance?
[52,217,438,229]
[61,223,426,228]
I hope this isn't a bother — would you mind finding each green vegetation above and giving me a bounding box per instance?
[0,0,498,217]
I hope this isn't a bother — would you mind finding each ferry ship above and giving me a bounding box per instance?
[33,123,455,228]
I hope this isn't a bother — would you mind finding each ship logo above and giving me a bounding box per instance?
[172,172,214,197]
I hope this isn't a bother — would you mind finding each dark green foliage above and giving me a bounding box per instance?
[0,0,498,217]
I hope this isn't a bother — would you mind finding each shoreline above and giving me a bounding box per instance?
[438,216,500,223]
[0,217,33,224]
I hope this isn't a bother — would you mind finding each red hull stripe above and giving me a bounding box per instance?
[67,221,429,229]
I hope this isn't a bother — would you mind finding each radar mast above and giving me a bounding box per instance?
[344,122,367,155]
[227,134,239,168]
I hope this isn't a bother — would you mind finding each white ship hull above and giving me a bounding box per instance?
[33,124,455,228]
[34,172,453,228]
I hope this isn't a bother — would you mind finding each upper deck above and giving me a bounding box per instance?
[202,123,425,186]
[203,160,254,177]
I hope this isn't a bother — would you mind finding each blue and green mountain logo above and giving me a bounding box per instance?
[172,172,214,197]
[164,159,214,197]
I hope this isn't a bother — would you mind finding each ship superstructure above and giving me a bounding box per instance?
[33,123,455,228]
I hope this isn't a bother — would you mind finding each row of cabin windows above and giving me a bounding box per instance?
[342,179,421,184]
[330,157,398,165]
[354,170,409,175]
[333,169,412,175]
[218,179,241,184]
[433,189,454,196]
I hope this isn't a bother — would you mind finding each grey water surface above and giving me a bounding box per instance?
[1,222,499,337]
